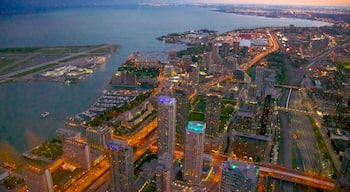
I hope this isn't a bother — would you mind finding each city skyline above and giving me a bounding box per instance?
[0,0,349,190]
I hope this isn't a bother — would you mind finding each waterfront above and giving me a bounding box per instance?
[0,5,330,163]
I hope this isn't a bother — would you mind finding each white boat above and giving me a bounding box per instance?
[41,111,50,118]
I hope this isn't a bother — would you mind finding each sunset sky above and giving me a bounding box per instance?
[188,0,350,6]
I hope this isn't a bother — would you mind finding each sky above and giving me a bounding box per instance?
[195,0,350,6]
[1,0,349,14]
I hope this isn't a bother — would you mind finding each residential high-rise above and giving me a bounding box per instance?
[212,44,222,65]
[62,138,91,170]
[157,96,176,159]
[108,139,134,192]
[255,66,265,97]
[335,147,350,191]
[201,52,212,71]
[222,42,230,57]
[233,41,240,55]
[22,165,53,192]
[183,121,206,186]
[86,125,112,151]
[188,64,200,86]
[205,93,222,139]
[174,88,189,148]
[156,152,173,192]
[219,160,259,192]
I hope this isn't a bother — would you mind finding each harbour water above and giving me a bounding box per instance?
[0,5,330,161]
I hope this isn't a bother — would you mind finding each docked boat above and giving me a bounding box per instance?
[41,111,50,118]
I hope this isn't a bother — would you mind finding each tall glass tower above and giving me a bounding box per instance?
[157,96,176,159]
[108,139,134,192]
[183,121,206,186]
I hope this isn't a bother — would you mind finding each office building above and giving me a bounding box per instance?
[156,152,173,192]
[219,160,259,192]
[108,139,134,192]
[110,71,137,86]
[22,165,53,192]
[174,88,189,148]
[335,147,350,191]
[183,121,206,186]
[62,138,91,170]
[86,125,112,151]
[157,96,176,159]
[205,93,222,139]
[56,128,81,140]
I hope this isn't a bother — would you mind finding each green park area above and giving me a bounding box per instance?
[267,52,288,84]
[1,176,24,190]
[189,95,237,132]
[32,138,63,160]
[118,59,160,78]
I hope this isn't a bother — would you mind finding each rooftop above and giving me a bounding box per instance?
[187,121,205,133]
[159,96,176,104]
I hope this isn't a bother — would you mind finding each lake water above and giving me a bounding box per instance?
[0,5,330,161]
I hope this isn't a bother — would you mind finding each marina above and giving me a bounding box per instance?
[66,89,147,126]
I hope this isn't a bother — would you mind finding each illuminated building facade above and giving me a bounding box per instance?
[335,147,350,191]
[183,121,206,186]
[108,139,134,192]
[205,93,222,138]
[157,96,176,159]
[62,138,91,170]
[156,152,173,192]
[22,165,53,192]
[86,125,112,151]
[174,88,189,148]
[219,160,258,192]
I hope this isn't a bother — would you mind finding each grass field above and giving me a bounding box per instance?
[10,63,57,78]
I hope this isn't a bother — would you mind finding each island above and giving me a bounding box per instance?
[0,44,118,84]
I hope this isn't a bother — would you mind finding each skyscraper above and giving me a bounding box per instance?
[183,121,206,186]
[205,93,222,139]
[86,125,112,151]
[108,139,134,192]
[22,165,54,192]
[174,88,189,148]
[156,152,173,192]
[219,160,259,192]
[222,42,230,57]
[335,147,350,191]
[255,66,265,98]
[157,96,176,159]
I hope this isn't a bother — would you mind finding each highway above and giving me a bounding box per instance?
[239,30,280,71]
[275,34,342,191]
[289,90,326,174]
[127,118,158,146]
[64,157,110,192]
[259,165,335,191]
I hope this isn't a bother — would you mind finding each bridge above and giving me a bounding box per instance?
[208,152,335,191]
[258,163,335,191]
[275,106,312,114]
[275,84,305,90]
